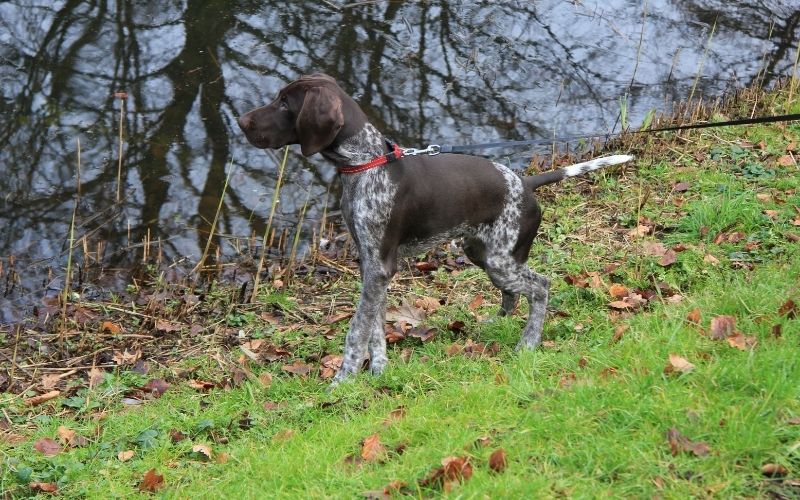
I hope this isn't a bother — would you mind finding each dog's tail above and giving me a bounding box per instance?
[524,155,634,190]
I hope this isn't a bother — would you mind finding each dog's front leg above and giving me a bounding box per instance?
[333,259,391,383]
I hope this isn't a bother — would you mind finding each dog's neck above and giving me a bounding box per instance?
[322,123,387,166]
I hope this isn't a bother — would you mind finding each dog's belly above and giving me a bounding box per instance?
[397,224,470,257]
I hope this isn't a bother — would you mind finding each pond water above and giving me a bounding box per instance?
[1,0,799,323]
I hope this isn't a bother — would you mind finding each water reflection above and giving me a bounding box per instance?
[0,0,798,322]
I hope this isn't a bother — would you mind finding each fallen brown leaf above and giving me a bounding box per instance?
[360,434,388,462]
[281,360,312,377]
[383,406,406,426]
[258,372,273,388]
[447,320,465,333]
[709,315,736,340]
[421,456,473,491]
[191,444,213,460]
[643,241,668,257]
[29,482,58,493]
[628,224,651,238]
[468,294,484,311]
[414,296,441,312]
[659,249,678,267]
[101,320,123,334]
[726,333,758,351]
[320,354,343,379]
[34,438,61,456]
[778,299,797,318]
[40,373,61,391]
[445,343,463,356]
[139,469,165,493]
[666,427,710,457]
[155,319,182,333]
[169,429,187,443]
[385,303,427,326]
[88,367,105,388]
[761,463,788,477]
[141,378,170,397]
[686,308,701,325]
[611,324,629,343]
[664,354,695,374]
[187,379,216,391]
[324,312,352,324]
[407,326,437,342]
[57,426,88,448]
[488,449,508,473]
[384,325,406,344]
[608,283,629,299]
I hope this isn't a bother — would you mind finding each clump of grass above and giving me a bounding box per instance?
[670,190,765,243]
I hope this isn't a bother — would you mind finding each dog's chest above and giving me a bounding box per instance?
[340,170,397,249]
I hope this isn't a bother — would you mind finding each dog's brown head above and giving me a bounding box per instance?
[238,73,364,157]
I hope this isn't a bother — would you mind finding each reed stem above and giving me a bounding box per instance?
[192,159,235,274]
[250,146,289,302]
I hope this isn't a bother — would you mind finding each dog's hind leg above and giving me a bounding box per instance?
[481,254,550,350]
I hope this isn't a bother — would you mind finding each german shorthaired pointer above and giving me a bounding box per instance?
[238,74,633,383]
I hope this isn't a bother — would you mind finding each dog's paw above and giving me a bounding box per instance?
[368,356,388,376]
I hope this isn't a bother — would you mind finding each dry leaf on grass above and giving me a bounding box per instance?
[139,469,165,493]
[421,456,473,491]
[726,333,757,351]
[57,426,88,448]
[779,299,797,318]
[761,463,788,477]
[414,296,441,312]
[488,449,508,473]
[611,324,629,343]
[385,303,427,326]
[319,354,343,379]
[360,434,388,462]
[281,360,312,377]
[666,428,710,457]
[33,438,61,456]
[709,315,736,340]
[101,321,123,334]
[664,354,695,374]
[191,444,213,461]
[608,283,629,299]
[29,482,58,493]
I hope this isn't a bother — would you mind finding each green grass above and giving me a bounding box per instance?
[2,84,800,498]
[4,260,798,498]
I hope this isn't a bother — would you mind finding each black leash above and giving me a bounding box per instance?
[433,112,800,154]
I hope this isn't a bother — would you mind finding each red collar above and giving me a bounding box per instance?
[337,142,403,175]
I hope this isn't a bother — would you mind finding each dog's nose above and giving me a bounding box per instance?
[237,114,252,131]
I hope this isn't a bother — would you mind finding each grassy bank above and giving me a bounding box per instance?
[1,82,800,498]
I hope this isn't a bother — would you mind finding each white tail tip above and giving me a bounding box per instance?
[563,154,634,177]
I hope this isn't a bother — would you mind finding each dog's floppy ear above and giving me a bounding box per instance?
[296,86,344,157]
